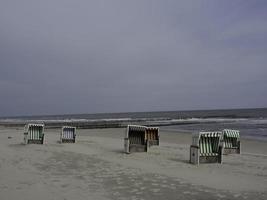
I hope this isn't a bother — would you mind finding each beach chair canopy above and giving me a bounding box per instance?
[223,129,240,138]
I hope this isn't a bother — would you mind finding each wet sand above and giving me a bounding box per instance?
[0,126,266,200]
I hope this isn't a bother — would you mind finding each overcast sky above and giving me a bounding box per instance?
[0,0,267,116]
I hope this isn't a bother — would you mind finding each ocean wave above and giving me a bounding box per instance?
[1,117,267,126]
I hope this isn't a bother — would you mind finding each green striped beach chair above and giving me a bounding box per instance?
[190,131,223,165]
[146,127,160,147]
[24,124,45,144]
[222,129,241,154]
[60,126,76,143]
[124,125,148,153]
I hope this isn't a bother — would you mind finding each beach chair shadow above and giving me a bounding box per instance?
[168,157,190,164]
[111,149,125,154]
[8,143,27,148]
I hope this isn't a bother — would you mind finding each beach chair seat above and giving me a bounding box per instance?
[60,126,76,143]
[24,124,45,144]
[222,129,241,154]
[190,131,223,165]
[124,125,148,153]
[145,127,160,146]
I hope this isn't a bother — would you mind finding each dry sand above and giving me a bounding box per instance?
[0,126,266,200]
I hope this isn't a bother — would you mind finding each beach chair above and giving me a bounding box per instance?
[146,127,159,146]
[24,123,45,144]
[60,126,76,143]
[190,131,223,165]
[222,129,241,154]
[124,125,148,153]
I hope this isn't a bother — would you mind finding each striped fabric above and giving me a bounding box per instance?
[223,129,240,138]
[223,129,240,148]
[62,127,76,140]
[145,127,159,141]
[199,132,222,155]
[128,125,146,145]
[128,125,146,132]
[27,124,44,140]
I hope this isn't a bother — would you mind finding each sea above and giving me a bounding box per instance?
[1,108,267,141]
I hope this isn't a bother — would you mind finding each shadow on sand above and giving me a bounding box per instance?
[168,157,190,164]
[8,143,26,148]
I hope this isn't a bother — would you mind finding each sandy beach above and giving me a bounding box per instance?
[0,126,266,200]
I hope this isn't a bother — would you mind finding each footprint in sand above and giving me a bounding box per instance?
[61,184,69,188]
[0,185,8,190]
[133,182,142,187]
[234,193,241,198]
[216,194,226,198]
[112,191,120,196]
[114,185,127,190]
[140,187,146,190]
[150,188,160,193]
[161,184,169,188]
[130,188,139,193]
[183,191,191,194]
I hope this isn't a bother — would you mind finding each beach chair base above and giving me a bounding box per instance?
[24,133,44,144]
[124,138,148,153]
[223,141,241,154]
[129,144,147,153]
[124,138,130,153]
[190,146,200,164]
[223,148,239,154]
[190,145,223,165]
[147,140,159,147]
[24,132,28,145]
[27,139,44,144]
[199,156,221,164]
[61,139,76,143]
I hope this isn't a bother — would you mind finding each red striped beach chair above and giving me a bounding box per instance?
[146,127,160,146]
[124,125,148,153]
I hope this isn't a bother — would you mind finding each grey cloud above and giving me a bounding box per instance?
[0,0,267,116]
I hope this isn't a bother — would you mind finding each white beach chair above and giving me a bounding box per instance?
[222,129,241,154]
[124,125,160,153]
[124,125,148,153]
[24,123,45,144]
[60,126,76,143]
[190,131,223,165]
